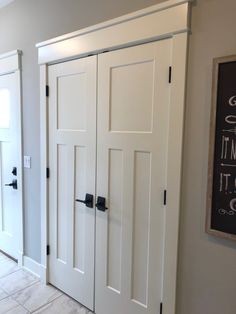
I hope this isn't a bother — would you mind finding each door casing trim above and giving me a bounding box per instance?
[38,1,192,313]
[0,49,24,266]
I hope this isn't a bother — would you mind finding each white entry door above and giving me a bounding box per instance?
[0,72,22,260]
[48,56,97,310]
[95,40,171,314]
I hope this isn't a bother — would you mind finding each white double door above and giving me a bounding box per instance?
[48,39,171,314]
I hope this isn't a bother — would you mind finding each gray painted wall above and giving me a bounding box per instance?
[0,0,236,313]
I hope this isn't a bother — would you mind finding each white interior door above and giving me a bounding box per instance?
[48,56,97,310]
[0,72,22,260]
[95,40,171,314]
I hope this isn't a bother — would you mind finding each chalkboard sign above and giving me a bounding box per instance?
[206,55,236,240]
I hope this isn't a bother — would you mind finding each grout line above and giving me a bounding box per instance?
[16,302,31,313]
[10,281,39,300]
[0,268,21,281]
[0,258,93,313]
[0,293,10,302]
[0,256,20,280]
[0,278,39,297]
[11,283,62,313]
[2,298,19,314]
[10,279,40,295]
[31,294,64,313]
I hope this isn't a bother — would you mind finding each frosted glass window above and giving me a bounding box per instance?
[0,89,10,128]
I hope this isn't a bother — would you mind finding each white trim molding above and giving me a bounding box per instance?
[37,0,192,64]
[37,1,192,313]
[0,50,22,75]
[22,256,45,279]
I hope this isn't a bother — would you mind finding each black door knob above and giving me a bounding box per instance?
[5,180,18,190]
[76,193,93,208]
[95,196,108,212]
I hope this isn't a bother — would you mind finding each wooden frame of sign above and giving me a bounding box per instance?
[206,55,236,241]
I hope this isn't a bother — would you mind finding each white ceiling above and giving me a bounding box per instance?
[0,0,15,9]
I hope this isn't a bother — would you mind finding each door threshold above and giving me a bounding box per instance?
[0,249,18,263]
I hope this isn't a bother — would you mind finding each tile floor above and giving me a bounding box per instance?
[0,252,93,313]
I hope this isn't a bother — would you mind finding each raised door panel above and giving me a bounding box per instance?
[48,56,96,310]
[96,39,171,314]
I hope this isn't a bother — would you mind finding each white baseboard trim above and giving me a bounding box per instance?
[22,256,44,279]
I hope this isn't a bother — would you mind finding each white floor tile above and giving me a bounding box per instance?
[0,269,38,295]
[33,294,85,314]
[5,305,30,314]
[12,282,62,312]
[0,297,18,314]
[0,288,8,301]
[0,259,19,279]
[0,254,94,314]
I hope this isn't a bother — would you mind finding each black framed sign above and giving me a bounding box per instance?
[206,55,236,240]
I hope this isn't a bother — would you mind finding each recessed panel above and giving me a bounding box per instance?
[57,144,68,263]
[74,146,87,273]
[110,61,154,132]
[131,151,151,307]
[57,73,86,131]
[107,149,123,293]
[0,89,10,129]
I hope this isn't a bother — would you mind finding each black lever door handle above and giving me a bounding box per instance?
[5,180,18,190]
[95,196,108,212]
[76,193,93,208]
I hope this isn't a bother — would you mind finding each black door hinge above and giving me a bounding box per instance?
[46,85,49,97]
[169,66,172,83]
[46,245,50,255]
[160,302,163,314]
[164,190,167,205]
[46,167,50,179]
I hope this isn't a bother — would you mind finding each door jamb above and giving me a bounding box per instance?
[38,1,192,313]
[0,50,24,266]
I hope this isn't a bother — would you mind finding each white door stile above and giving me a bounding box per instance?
[40,64,48,282]
[15,69,24,266]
